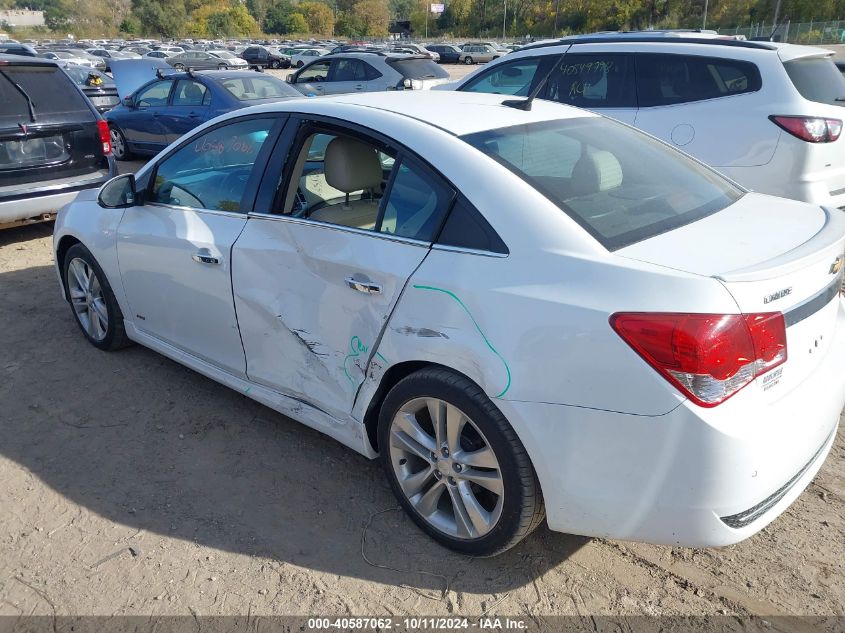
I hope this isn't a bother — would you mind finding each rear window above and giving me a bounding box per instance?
[783,57,845,106]
[462,117,742,250]
[217,76,299,101]
[390,58,449,80]
[0,64,92,125]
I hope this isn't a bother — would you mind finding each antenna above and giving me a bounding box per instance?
[502,51,567,111]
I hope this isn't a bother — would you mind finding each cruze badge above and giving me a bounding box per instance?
[830,256,843,275]
[763,287,792,304]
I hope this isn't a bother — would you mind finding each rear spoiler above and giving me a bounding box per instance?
[718,207,845,282]
[776,45,835,63]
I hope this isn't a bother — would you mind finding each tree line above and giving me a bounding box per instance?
[1,0,843,39]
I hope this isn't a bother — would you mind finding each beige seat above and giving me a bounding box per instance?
[570,150,623,197]
[308,137,382,230]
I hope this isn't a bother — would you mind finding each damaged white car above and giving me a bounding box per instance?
[53,91,845,556]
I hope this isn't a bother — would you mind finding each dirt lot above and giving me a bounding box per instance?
[1,61,844,625]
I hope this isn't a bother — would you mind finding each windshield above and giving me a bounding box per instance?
[783,57,845,106]
[462,117,742,250]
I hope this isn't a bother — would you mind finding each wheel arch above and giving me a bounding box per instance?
[55,234,82,300]
[362,360,489,455]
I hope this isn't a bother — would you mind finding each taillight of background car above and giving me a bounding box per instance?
[97,119,111,155]
[770,115,842,143]
[610,312,787,407]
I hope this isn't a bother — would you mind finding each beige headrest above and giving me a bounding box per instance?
[571,150,623,197]
[324,137,382,193]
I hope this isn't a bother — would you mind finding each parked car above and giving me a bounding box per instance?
[459,44,504,65]
[389,43,439,62]
[106,69,300,160]
[0,55,115,230]
[241,45,291,69]
[87,48,140,72]
[426,44,462,64]
[54,91,845,555]
[0,43,38,57]
[60,64,120,113]
[288,52,450,96]
[144,50,175,59]
[449,36,845,207]
[39,49,97,67]
[168,50,248,71]
[291,48,329,68]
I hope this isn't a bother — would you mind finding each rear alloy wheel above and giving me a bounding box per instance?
[218,63,228,70]
[174,63,185,70]
[63,244,131,351]
[378,367,544,556]
[270,59,280,69]
[463,56,474,64]
[109,126,130,161]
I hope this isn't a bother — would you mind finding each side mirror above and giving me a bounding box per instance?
[286,74,294,84]
[123,94,135,108]
[98,174,137,209]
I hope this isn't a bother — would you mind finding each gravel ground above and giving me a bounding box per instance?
[0,61,843,624]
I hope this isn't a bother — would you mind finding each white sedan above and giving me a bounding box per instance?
[53,91,845,556]
[291,48,328,68]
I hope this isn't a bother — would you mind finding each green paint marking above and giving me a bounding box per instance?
[412,284,511,398]
[344,337,390,385]
[245,387,252,394]
[375,351,389,364]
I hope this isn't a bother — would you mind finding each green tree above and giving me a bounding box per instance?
[119,16,140,33]
[352,0,390,36]
[299,1,335,35]
[130,0,188,37]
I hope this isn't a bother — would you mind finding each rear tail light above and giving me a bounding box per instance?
[402,78,423,90]
[96,119,111,156]
[610,312,787,407]
[770,115,842,143]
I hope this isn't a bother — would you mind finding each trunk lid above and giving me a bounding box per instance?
[618,193,845,397]
[0,60,106,193]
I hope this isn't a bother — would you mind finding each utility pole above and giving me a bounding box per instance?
[553,0,559,35]
[702,0,708,29]
[772,0,782,30]
[502,0,507,40]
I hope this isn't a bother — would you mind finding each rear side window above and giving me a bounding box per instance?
[0,65,92,125]
[461,58,543,97]
[637,54,761,107]
[784,57,845,106]
[463,117,742,251]
[390,58,449,80]
[543,54,636,108]
[437,196,508,254]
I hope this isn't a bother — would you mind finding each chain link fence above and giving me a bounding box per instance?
[721,20,845,45]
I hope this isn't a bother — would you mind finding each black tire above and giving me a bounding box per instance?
[282,60,291,69]
[63,243,132,352]
[109,125,132,161]
[218,63,228,70]
[174,63,185,70]
[463,56,474,65]
[296,60,304,68]
[377,367,544,557]
[270,59,280,69]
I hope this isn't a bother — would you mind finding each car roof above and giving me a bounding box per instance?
[0,53,58,66]
[244,90,595,136]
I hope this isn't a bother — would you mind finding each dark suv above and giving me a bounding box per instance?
[241,46,290,69]
[0,55,116,230]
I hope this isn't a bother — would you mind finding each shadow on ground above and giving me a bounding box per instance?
[0,243,587,595]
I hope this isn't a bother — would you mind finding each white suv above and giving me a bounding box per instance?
[447,36,845,208]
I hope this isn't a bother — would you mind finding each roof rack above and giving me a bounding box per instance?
[520,35,778,52]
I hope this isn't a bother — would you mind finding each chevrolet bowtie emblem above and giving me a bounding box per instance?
[831,256,843,275]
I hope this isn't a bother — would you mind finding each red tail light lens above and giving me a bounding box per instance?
[610,312,787,407]
[770,115,842,143]
[96,119,111,155]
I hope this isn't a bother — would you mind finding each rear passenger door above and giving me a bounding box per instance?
[232,117,455,419]
[540,49,637,124]
[162,78,211,142]
[632,53,775,168]
[323,58,372,94]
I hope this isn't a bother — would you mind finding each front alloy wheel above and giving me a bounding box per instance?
[379,367,544,556]
[63,243,131,351]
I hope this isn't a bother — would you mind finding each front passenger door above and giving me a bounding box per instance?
[124,79,174,152]
[293,60,331,96]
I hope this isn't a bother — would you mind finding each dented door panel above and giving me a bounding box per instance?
[231,215,429,420]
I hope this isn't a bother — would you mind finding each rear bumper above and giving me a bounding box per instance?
[497,297,845,547]
[0,164,114,227]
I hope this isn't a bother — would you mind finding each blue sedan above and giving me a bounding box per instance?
[106,70,301,160]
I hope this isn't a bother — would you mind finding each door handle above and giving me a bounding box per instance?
[189,112,200,118]
[192,251,220,265]
[345,277,382,294]
[354,84,364,90]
